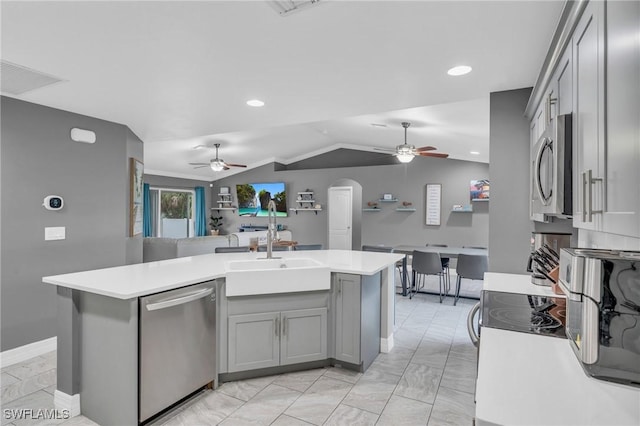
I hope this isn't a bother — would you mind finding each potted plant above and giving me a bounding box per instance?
[209,215,223,235]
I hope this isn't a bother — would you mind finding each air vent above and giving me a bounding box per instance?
[1,60,66,95]
[266,0,322,16]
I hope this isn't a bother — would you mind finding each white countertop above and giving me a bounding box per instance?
[476,273,640,426]
[42,250,404,300]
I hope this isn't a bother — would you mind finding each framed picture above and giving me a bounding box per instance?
[425,184,441,226]
[129,158,144,236]
[220,186,230,194]
[470,179,490,201]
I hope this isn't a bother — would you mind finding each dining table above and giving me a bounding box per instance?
[392,245,488,296]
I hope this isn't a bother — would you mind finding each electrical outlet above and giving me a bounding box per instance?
[45,226,66,241]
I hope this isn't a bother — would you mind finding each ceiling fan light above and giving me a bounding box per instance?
[210,161,225,172]
[397,153,414,163]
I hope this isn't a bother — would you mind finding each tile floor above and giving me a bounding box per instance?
[1,287,478,426]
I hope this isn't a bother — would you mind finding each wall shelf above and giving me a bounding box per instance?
[212,207,236,212]
[293,191,321,214]
[363,208,381,212]
[378,199,398,203]
[289,208,322,215]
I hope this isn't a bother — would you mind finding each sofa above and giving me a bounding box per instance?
[142,230,293,262]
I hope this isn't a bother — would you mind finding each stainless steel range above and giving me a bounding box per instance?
[480,291,566,339]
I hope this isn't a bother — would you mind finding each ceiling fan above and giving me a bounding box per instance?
[375,122,449,163]
[189,143,247,172]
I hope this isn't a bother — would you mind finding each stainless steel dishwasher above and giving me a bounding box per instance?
[139,281,216,423]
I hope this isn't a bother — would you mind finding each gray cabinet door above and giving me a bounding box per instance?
[572,0,605,230]
[334,274,361,365]
[602,0,640,238]
[280,308,328,366]
[228,312,279,372]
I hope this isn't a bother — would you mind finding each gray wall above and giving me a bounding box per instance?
[212,158,490,248]
[0,97,142,351]
[488,88,574,274]
[488,88,534,273]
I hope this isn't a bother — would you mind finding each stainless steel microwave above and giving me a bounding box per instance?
[531,114,573,219]
[559,248,640,387]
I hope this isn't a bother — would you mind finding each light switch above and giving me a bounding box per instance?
[45,226,66,241]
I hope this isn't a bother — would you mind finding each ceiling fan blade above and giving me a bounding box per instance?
[223,166,230,171]
[189,162,210,166]
[415,146,437,152]
[418,152,449,158]
[223,163,247,168]
[192,165,210,169]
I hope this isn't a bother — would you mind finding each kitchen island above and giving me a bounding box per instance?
[43,249,403,426]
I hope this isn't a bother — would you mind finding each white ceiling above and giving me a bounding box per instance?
[1,1,564,181]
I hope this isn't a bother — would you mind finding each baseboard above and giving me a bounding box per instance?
[54,390,81,417]
[0,336,57,368]
[381,334,394,353]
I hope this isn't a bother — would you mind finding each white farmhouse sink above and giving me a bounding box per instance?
[225,257,331,297]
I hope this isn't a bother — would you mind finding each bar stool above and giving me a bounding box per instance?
[362,245,405,292]
[411,250,446,302]
[427,244,450,295]
[454,254,489,305]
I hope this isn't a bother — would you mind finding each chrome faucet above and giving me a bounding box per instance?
[266,200,277,259]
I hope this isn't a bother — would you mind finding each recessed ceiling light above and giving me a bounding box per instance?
[470,151,480,155]
[246,99,265,107]
[447,65,472,76]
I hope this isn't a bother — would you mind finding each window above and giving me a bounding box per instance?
[148,187,195,238]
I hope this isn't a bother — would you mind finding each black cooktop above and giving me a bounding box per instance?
[481,291,567,339]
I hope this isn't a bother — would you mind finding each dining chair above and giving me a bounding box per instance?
[215,246,251,253]
[454,254,489,306]
[256,245,289,252]
[411,250,446,302]
[362,245,406,292]
[426,244,450,295]
[294,244,323,250]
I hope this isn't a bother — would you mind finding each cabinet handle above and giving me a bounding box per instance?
[338,278,342,294]
[582,171,588,222]
[546,93,557,124]
[275,317,279,337]
[585,169,603,222]
[282,317,287,337]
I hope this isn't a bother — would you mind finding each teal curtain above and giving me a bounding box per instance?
[195,186,207,236]
[143,183,152,237]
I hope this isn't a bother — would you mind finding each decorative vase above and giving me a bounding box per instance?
[211,229,220,236]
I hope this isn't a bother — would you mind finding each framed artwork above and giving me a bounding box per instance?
[425,183,441,226]
[220,186,230,194]
[470,179,490,201]
[130,158,144,236]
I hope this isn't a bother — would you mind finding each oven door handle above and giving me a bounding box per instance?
[534,137,553,206]
[467,302,481,347]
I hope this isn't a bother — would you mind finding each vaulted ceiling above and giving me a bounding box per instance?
[1,1,563,180]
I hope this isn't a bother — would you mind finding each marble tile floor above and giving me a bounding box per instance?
[1,292,478,426]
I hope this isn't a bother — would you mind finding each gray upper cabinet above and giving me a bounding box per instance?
[572,0,606,231]
[572,0,640,237]
[601,0,640,238]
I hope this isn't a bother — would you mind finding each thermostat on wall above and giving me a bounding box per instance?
[43,195,64,211]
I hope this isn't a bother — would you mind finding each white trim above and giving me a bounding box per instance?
[380,334,394,353]
[0,336,57,368]
[54,390,81,417]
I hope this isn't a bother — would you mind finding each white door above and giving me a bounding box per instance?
[328,186,352,250]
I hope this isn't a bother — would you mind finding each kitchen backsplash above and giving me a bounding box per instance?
[578,229,640,251]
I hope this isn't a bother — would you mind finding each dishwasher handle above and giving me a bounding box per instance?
[146,288,213,311]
